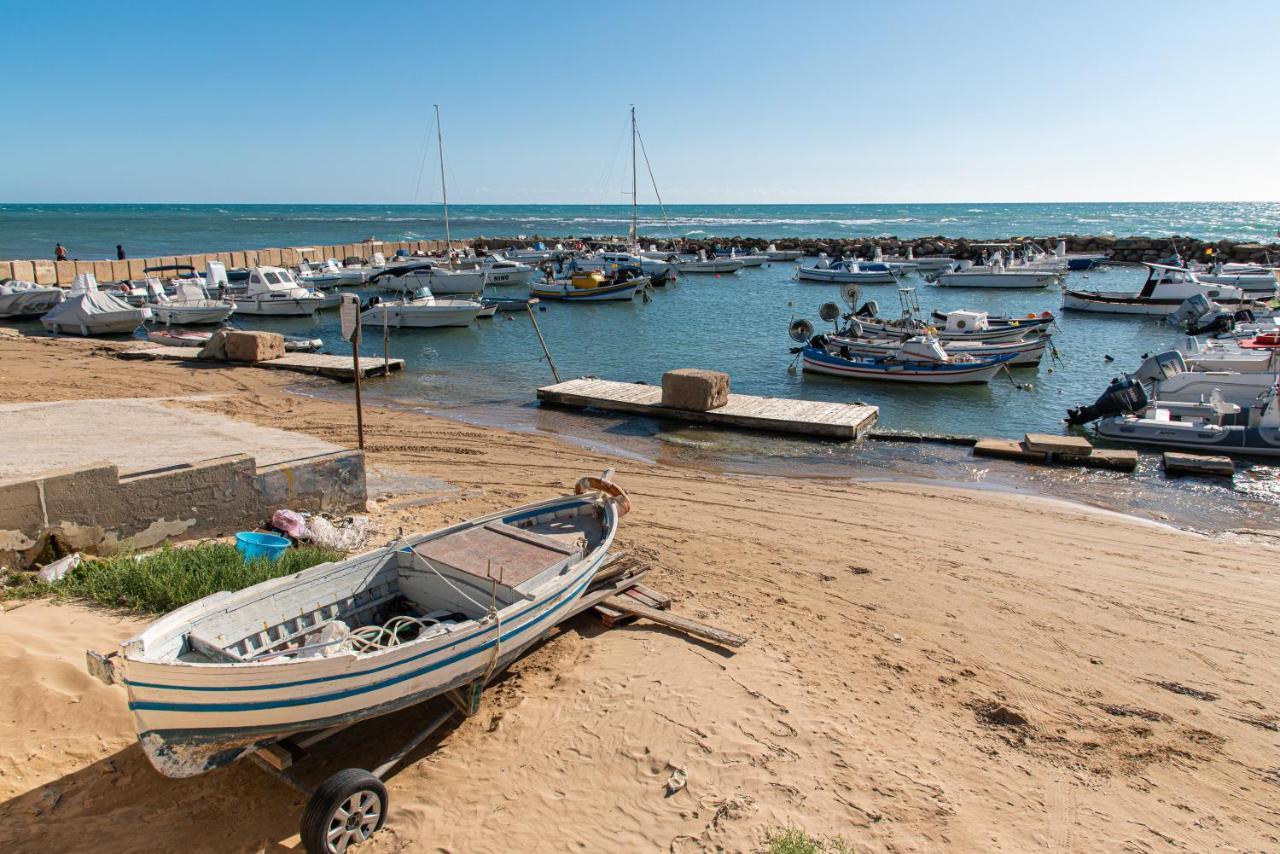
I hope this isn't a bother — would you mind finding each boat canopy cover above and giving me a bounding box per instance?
[0,280,43,294]
[369,262,439,282]
[42,278,139,323]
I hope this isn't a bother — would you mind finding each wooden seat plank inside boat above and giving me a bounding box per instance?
[412,520,586,588]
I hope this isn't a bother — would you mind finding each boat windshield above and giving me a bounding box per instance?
[412,286,434,300]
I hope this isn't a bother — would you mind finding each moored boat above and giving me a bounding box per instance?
[232,267,327,317]
[1063,263,1255,315]
[41,273,151,335]
[796,256,902,284]
[360,286,484,329]
[531,269,647,301]
[0,280,64,318]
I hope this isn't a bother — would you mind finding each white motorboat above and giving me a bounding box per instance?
[0,280,64,318]
[368,262,487,296]
[1180,335,1280,373]
[232,267,327,317]
[722,249,767,267]
[297,259,368,288]
[360,286,484,328]
[763,244,802,261]
[41,273,151,336]
[86,474,630,780]
[1063,263,1254,315]
[670,252,745,274]
[1193,262,1279,298]
[478,255,537,287]
[147,279,236,326]
[796,256,902,284]
[1051,239,1110,271]
[932,257,1060,289]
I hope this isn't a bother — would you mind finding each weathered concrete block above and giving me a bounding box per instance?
[197,329,230,360]
[11,260,35,281]
[260,248,282,266]
[661,369,730,411]
[74,260,96,278]
[280,248,300,266]
[111,260,130,282]
[55,261,77,285]
[31,261,55,285]
[127,259,147,280]
[1024,433,1093,456]
[94,260,113,282]
[1080,448,1138,471]
[1163,452,1234,477]
[973,438,1047,463]
[230,251,247,268]
[224,330,285,363]
[0,261,12,281]
[243,250,259,267]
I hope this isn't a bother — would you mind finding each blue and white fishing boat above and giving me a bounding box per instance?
[794,326,1016,384]
[797,255,902,284]
[88,474,631,779]
[531,268,648,301]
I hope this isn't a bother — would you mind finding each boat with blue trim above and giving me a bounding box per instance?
[797,332,1016,384]
[88,474,630,779]
[531,268,648,301]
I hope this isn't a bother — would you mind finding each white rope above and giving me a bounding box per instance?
[409,548,491,613]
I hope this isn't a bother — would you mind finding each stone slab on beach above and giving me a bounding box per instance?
[224,330,285,363]
[1163,451,1235,477]
[661,369,729,412]
[973,438,1047,462]
[1024,432,1093,456]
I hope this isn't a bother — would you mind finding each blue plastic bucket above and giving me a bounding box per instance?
[236,531,290,562]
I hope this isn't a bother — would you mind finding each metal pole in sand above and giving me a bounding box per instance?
[526,303,560,383]
[341,294,365,450]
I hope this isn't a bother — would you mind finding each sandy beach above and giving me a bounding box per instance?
[1,332,1278,852]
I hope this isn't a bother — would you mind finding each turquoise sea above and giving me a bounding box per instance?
[5,201,1278,530]
[3,202,1280,261]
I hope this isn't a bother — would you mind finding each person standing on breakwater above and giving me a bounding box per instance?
[55,243,67,261]
[116,244,126,260]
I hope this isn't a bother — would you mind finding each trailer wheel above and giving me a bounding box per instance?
[301,768,388,854]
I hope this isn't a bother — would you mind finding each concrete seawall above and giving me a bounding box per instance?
[0,239,450,287]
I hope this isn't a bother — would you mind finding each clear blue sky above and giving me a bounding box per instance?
[4,0,1278,204]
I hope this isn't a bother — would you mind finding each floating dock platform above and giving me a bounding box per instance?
[536,378,877,439]
[121,345,403,381]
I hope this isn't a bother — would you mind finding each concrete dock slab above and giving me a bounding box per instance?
[0,398,344,484]
[119,345,403,381]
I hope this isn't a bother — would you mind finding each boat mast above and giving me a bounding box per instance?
[630,105,638,247]
[435,104,452,265]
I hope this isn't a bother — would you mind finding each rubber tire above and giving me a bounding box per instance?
[301,768,388,854]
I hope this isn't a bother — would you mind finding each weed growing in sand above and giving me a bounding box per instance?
[3,542,341,614]
[765,826,856,854]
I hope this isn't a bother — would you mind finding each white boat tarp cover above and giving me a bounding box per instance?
[42,274,139,324]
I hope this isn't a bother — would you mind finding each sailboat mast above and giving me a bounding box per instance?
[434,104,452,263]
[630,105,638,246]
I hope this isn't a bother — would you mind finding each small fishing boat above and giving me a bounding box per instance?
[764,244,802,261]
[531,269,648,301]
[482,296,540,312]
[0,280,63,318]
[233,267,328,317]
[719,249,767,267]
[930,308,1056,330]
[793,324,1016,384]
[88,474,630,780]
[830,328,1048,366]
[858,301,1049,343]
[147,329,211,347]
[146,329,324,351]
[147,279,236,326]
[1063,263,1254,315]
[796,256,902,284]
[361,286,484,329]
[41,273,151,336]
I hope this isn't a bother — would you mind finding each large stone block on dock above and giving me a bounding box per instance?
[661,369,730,412]
[10,260,35,282]
[1163,452,1234,478]
[1080,448,1138,471]
[224,330,285,363]
[1024,433,1093,456]
[198,330,284,363]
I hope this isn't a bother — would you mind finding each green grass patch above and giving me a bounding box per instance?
[3,542,341,614]
[764,826,856,854]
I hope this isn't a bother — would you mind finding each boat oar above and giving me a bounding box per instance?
[1000,363,1032,391]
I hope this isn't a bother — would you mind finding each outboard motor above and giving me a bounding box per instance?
[1065,375,1150,425]
[1132,350,1186,384]
[1167,294,1216,329]
[855,300,879,318]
